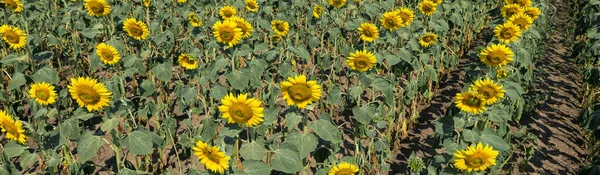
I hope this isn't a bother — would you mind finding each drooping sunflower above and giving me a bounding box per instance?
[496,68,509,79]
[346,50,377,72]
[479,44,514,68]
[328,0,346,8]
[143,0,150,7]
[212,20,243,47]
[329,162,359,175]
[418,1,437,16]
[218,93,264,127]
[2,0,23,12]
[29,82,58,105]
[504,0,532,7]
[178,54,198,70]
[229,16,253,39]
[523,6,541,20]
[219,5,237,19]
[313,5,324,19]
[0,25,27,50]
[84,0,110,17]
[192,140,231,174]
[280,75,322,109]
[454,91,486,114]
[96,43,120,65]
[454,143,499,172]
[271,20,290,36]
[123,18,150,40]
[0,111,27,144]
[508,13,534,30]
[188,12,202,27]
[501,4,524,19]
[430,0,443,6]
[470,78,506,105]
[357,22,379,42]
[494,22,522,44]
[380,11,403,31]
[395,7,415,27]
[419,33,438,48]
[68,77,112,112]
[245,0,259,12]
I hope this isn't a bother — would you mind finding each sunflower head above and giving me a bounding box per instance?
[218,93,264,127]
[346,50,377,72]
[143,0,150,7]
[504,0,532,7]
[96,43,120,65]
[212,20,244,47]
[380,11,403,31]
[508,13,534,30]
[0,25,27,50]
[430,0,443,6]
[245,0,259,12]
[219,5,237,19]
[29,82,58,105]
[313,5,324,19]
[394,7,415,27]
[454,143,499,172]
[229,16,254,39]
[0,110,28,144]
[2,0,23,12]
[454,91,486,114]
[419,33,438,48]
[496,68,509,79]
[523,6,541,20]
[418,1,437,16]
[328,162,359,175]
[328,0,347,8]
[501,4,524,19]
[188,13,202,27]
[192,140,231,174]
[68,77,113,112]
[494,22,522,44]
[479,44,514,68]
[270,35,282,44]
[178,54,198,70]
[280,75,322,109]
[470,78,506,105]
[84,0,111,17]
[123,18,150,40]
[271,20,290,36]
[357,22,379,42]
[176,0,187,3]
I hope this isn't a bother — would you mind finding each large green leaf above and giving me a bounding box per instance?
[19,151,38,169]
[240,140,266,161]
[77,134,105,162]
[271,149,303,173]
[352,106,376,125]
[309,118,341,142]
[8,72,25,90]
[326,86,343,105]
[244,160,272,175]
[3,141,26,158]
[227,69,250,90]
[121,131,153,155]
[32,67,59,84]
[291,132,318,159]
[151,62,173,82]
[60,118,81,140]
[480,131,510,151]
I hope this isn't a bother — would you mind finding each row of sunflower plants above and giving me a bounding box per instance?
[0,0,502,174]
[425,0,550,174]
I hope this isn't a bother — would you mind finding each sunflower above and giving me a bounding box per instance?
[0,110,27,144]
[0,25,27,50]
[357,22,379,42]
[2,0,23,12]
[123,18,150,40]
[454,143,499,172]
[496,68,509,79]
[68,77,112,112]
[229,17,253,39]
[218,93,264,127]
[84,0,110,17]
[96,43,120,65]
[280,75,322,109]
[313,5,324,19]
[504,0,531,7]
[494,22,521,44]
[523,6,541,20]
[219,5,236,19]
[395,7,415,27]
[178,54,198,70]
[329,0,346,8]
[271,20,290,36]
[508,13,533,30]
[430,0,442,6]
[419,33,438,48]
[479,44,514,68]
[470,78,505,105]
[454,91,486,114]
[270,35,282,44]
[176,0,186,3]
[346,50,377,72]
[29,82,58,105]
[245,0,258,12]
[380,11,403,31]
[188,12,202,27]
[329,162,359,175]
[143,0,150,7]
[501,4,524,19]
[192,140,231,174]
[418,1,437,16]
[212,20,243,47]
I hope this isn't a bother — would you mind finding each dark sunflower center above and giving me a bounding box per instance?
[224,11,232,17]
[466,155,484,167]
[423,6,432,12]
[221,30,233,41]
[501,29,513,38]
[465,96,482,107]
[184,56,195,64]
[515,19,526,28]
[386,19,395,26]
[229,102,253,122]
[423,36,432,42]
[36,89,50,100]
[354,56,370,69]
[335,169,356,175]
[6,1,17,9]
[507,9,518,17]
[89,2,104,13]
[204,149,221,163]
[5,32,19,44]
[101,50,114,61]
[1,120,19,135]
[488,53,504,64]
[333,0,342,5]
[288,84,312,101]
[247,2,257,9]
[275,23,285,32]
[78,87,101,104]
[129,25,143,36]
[363,29,373,37]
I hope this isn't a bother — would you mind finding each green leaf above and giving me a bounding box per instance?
[19,151,38,169]
[289,46,311,60]
[60,118,81,140]
[352,105,376,125]
[385,54,402,66]
[291,133,318,159]
[32,67,59,84]
[121,131,153,155]
[461,129,480,143]
[271,149,303,173]
[285,112,302,130]
[244,160,272,175]
[326,86,343,105]
[480,132,510,151]
[309,118,341,142]
[77,134,105,162]
[240,140,266,161]
[227,69,250,90]
[32,51,53,61]
[3,141,26,158]
[140,80,156,97]
[151,62,173,82]
[8,72,26,90]
[101,118,120,133]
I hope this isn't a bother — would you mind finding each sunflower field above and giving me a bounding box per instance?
[3,0,595,174]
